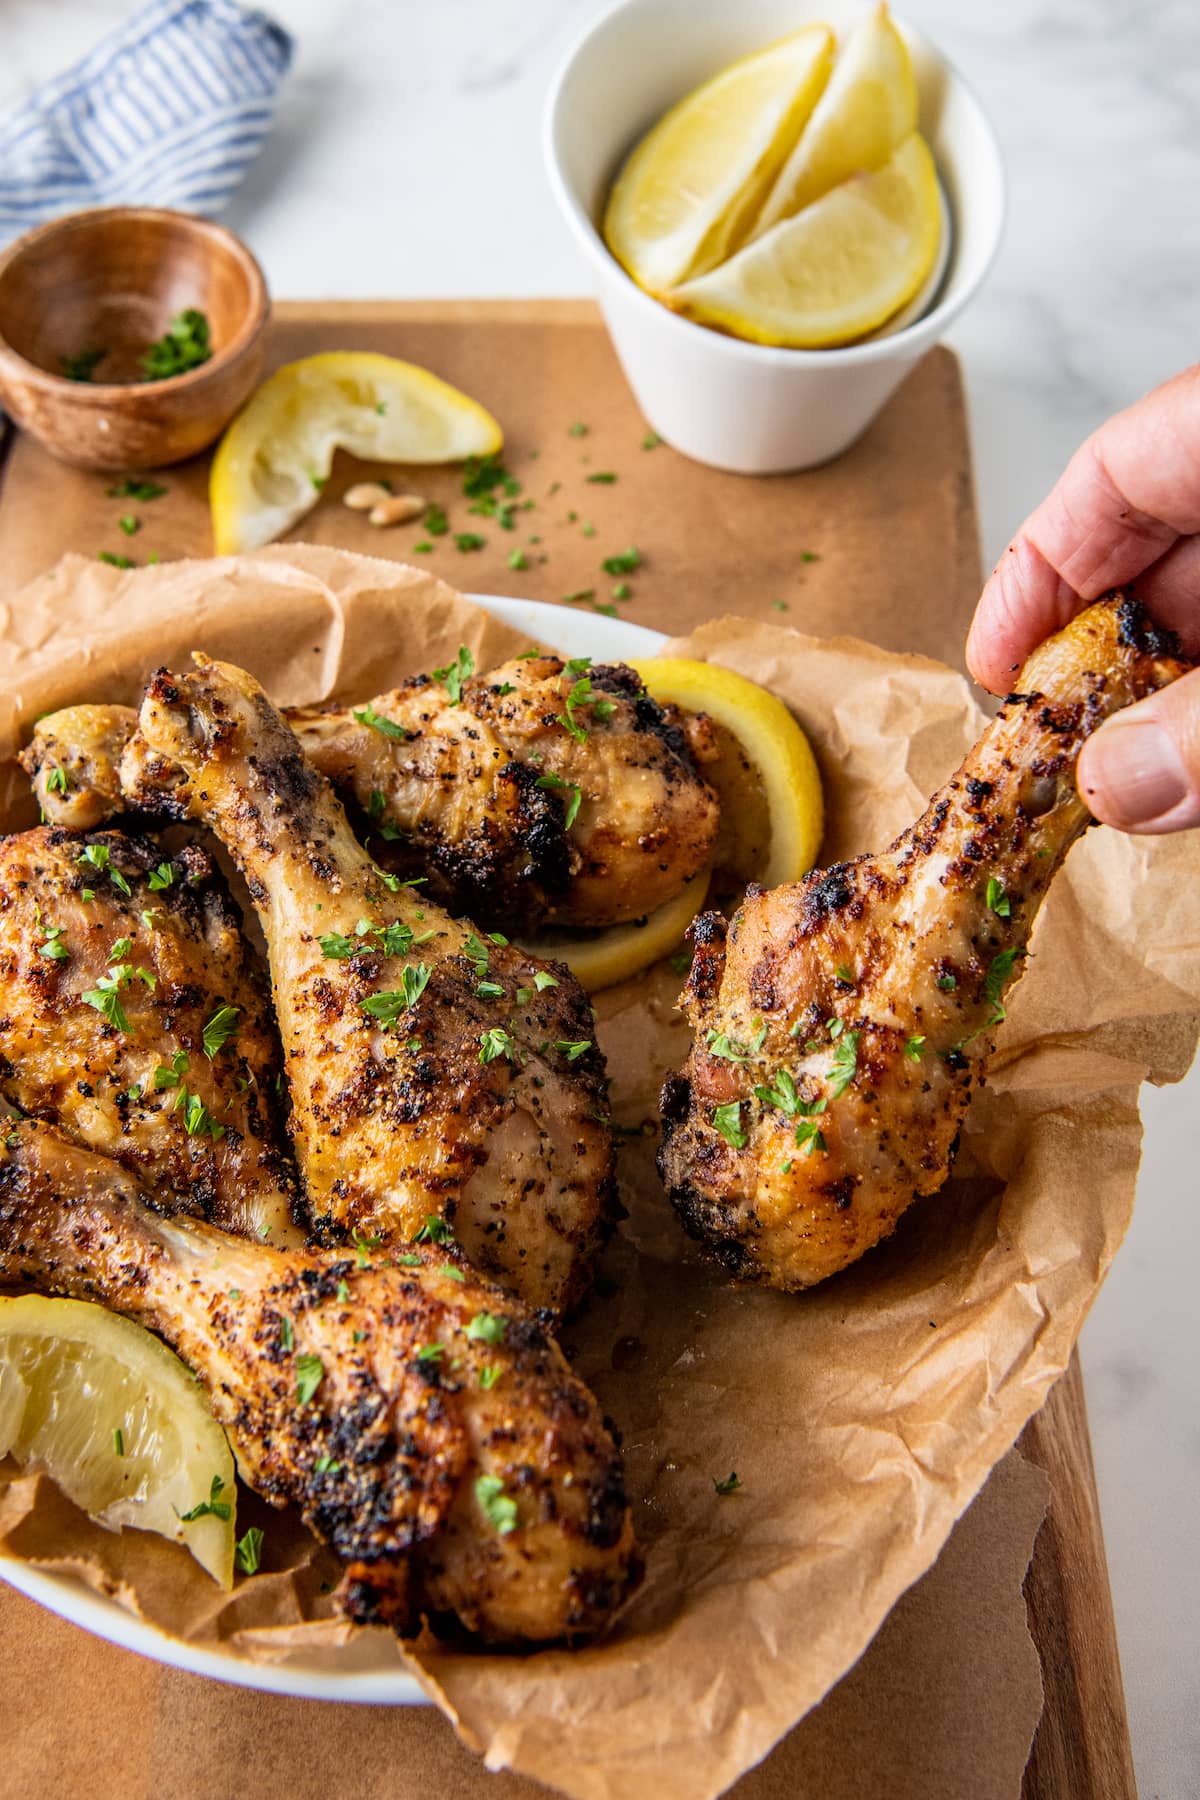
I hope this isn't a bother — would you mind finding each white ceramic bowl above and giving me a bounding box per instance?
[544,0,1006,473]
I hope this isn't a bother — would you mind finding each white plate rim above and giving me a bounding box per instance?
[0,593,669,1705]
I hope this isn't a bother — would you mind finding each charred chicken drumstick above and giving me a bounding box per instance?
[0,825,297,1243]
[121,656,615,1316]
[0,1120,640,1645]
[658,595,1189,1290]
[22,654,720,932]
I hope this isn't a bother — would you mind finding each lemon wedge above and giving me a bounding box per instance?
[603,26,835,293]
[0,1294,236,1587]
[519,870,710,994]
[210,351,503,555]
[628,657,823,887]
[672,133,940,348]
[752,2,918,237]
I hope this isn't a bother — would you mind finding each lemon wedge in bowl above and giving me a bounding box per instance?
[0,1293,236,1587]
[629,657,824,889]
[603,25,834,293]
[211,351,502,554]
[752,1,918,237]
[672,133,941,349]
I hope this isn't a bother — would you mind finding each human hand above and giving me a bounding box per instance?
[966,364,1200,833]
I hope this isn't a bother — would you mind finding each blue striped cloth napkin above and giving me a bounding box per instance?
[0,0,293,246]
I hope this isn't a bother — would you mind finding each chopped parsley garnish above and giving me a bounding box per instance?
[437,1264,466,1283]
[140,309,212,381]
[118,514,140,536]
[612,582,631,601]
[475,1473,518,1535]
[153,1050,189,1091]
[985,877,1011,918]
[98,552,136,569]
[432,643,475,704]
[479,1025,516,1064]
[279,1316,295,1351]
[416,1343,444,1364]
[533,970,558,992]
[295,1354,324,1405]
[904,1035,927,1060]
[586,471,617,484]
[707,1021,767,1064]
[38,922,69,962]
[479,1364,503,1389]
[463,931,491,977]
[336,1279,350,1302]
[45,764,69,795]
[507,548,529,571]
[108,936,132,963]
[202,1004,240,1059]
[353,703,409,740]
[601,546,640,576]
[424,503,449,536]
[148,861,175,890]
[556,670,616,742]
[353,1227,383,1265]
[236,1527,265,1575]
[983,946,1023,1024]
[568,422,588,437]
[413,1214,451,1246]
[713,1471,742,1496]
[108,477,166,501]
[183,1091,225,1141]
[711,1101,747,1149]
[826,1030,860,1099]
[535,770,582,828]
[112,1427,125,1457]
[937,973,957,992]
[642,431,661,449]
[799,549,819,563]
[77,841,131,896]
[669,947,693,976]
[835,964,855,986]
[466,1312,506,1345]
[753,1068,800,1115]
[561,588,596,605]
[81,972,132,1032]
[178,1475,231,1523]
[61,347,107,382]
[555,1039,592,1062]
[360,964,432,1022]
[793,1096,828,1156]
[476,979,505,999]
[454,532,486,552]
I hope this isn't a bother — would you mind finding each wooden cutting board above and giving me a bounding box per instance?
[0,301,1135,1799]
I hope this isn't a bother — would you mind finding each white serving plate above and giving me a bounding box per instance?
[0,593,666,1704]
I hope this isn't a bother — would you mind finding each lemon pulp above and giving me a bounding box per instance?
[604,26,835,293]
[0,1293,236,1587]
[210,351,502,555]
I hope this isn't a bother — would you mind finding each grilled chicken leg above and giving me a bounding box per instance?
[22,654,720,931]
[659,595,1189,1290]
[0,1120,640,1645]
[0,825,297,1243]
[121,656,615,1315]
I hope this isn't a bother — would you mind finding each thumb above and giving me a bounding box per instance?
[1078,666,1200,833]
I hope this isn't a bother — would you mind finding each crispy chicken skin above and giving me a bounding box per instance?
[21,655,720,932]
[658,596,1190,1291]
[121,656,616,1316]
[0,825,298,1243]
[0,1120,641,1645]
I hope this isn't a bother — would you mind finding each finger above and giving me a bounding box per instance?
[1077,665,1200,834]
[1130,533,1200,658]
[967,364,1200,693]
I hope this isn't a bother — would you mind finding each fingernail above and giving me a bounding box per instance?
[1083,719,1190,827]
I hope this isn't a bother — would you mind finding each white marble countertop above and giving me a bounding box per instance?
[4,2,1197,1793]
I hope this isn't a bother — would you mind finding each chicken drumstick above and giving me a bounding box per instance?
[659,595,1189,1290]
[122,656,616,1315]
[0,1120,640,1645]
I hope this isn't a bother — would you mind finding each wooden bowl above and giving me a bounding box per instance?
[0,207,269,470]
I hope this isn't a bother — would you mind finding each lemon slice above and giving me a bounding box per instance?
[211,351,503,555]
[628,657,823,887]
[752,2,918,237]
[603,26,835,293]
[0,1294,236,1587]
[672,133,940,349]
[519,869,710,993]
